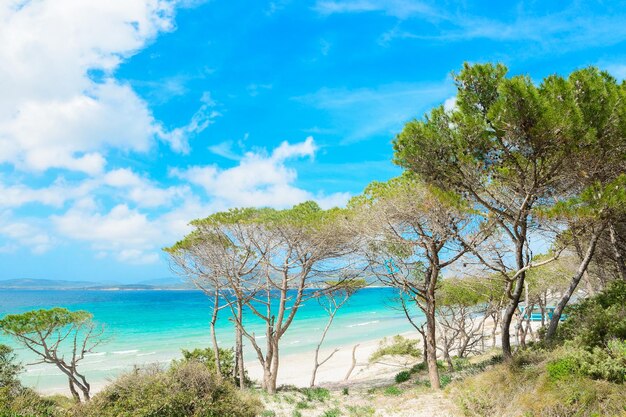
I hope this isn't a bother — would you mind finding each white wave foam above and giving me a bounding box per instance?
[347,320,380,328]
[84,352,106,357]
[137,352,157,357]
[112,349,139,355]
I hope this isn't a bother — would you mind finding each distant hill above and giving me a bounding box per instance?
[0,278,97,289]
[0,278,194,290]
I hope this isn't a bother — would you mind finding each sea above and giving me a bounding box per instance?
[0,288,421,393]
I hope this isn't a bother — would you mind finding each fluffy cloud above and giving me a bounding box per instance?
[0,0,212,174]
[52,200,163,264]
[172,137,349,209]
[0,212,53,254]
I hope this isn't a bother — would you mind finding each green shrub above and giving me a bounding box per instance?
[439,374,453,388]
[0,387,62,417]
[383,386,402,396]
[80,362,262,417]
[557,280,626,349]
[546,356,580,382]
[450,350,626,417]
[395,370,411,383]
[347,405,375,417]
[177,346,252,386]
[369,335,421,362]
[321,408,342,417]
[341,387,349,396]
[0,344,22,389]
[292,411,303,417]
[300,387,330,402]
[410,362,427,373]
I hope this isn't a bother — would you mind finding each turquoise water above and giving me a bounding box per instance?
[0,288,421,392]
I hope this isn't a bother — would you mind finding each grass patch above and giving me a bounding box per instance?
[383,386,403,396]
[300,387,331,402]
[321,408,342,417]
[369,335,421,363]
[346,405,375,417]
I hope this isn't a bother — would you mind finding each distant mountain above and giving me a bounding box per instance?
[0,278,194,290]
[136,277,185,286]
[0,278,97,289]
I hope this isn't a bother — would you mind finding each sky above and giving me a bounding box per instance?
[1,0,626,283]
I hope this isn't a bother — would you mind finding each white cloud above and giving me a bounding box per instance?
[0,0,213,174]
[172,137,349,209]
[0,212,54,254]
[52,201,163,264]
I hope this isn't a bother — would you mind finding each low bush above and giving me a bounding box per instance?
[395,370,411,383]
[299,387,330,402]
[369,335,421,363]
[0,387,62,417]
[556,280,626,349]
[79,362,262,417]
[450,349,626,417]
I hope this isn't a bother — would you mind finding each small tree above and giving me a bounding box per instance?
[436,278,491,367]
[0,308,104,402]
[310,279,365,387]
[0,344,22,389]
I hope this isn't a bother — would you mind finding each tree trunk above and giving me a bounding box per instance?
[236,301,245,389]
[68,380,80,403]
[343,344,359,381]
[501,275,525,361]
[425,295,440,389]
[609,223,626,281]
[211,290,221,377]
[545,228,602,342]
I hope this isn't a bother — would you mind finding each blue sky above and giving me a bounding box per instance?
[1,0,626,283]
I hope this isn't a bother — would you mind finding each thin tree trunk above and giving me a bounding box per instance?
[310,307,340,387]
[546,228,603,342]
[343,344,359,381]
[68,380,80,403]
[502,275,525,360]
[609,223,626,281]
[211,289,221,377]
[425,294,440,389]
[237,301,245,389]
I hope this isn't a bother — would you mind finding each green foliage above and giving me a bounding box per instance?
[178,346,238,381]
[382,386,402,396]
[394,370,411,383]
[547,341,626,384]
[0,308,92,336]
[546,356,580,382]
[450,352,626,417]
[320,408,342,417]
[369,335,422,363]
[80,362,262,417]
[0,344,22,389]
[341,387,349,396]
[439,374,453,388]
[299,387,330,402]
[346,405,375,417]
[0,387,62,417]
[557,280,626,348]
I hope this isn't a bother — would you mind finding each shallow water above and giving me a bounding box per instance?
[0,288,422,392]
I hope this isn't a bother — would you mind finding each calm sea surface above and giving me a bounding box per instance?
[0,288,421,392]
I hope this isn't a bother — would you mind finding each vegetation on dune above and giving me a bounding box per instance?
[450,283,626,417]
[369,335,422,363]
[78,362,262,417]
